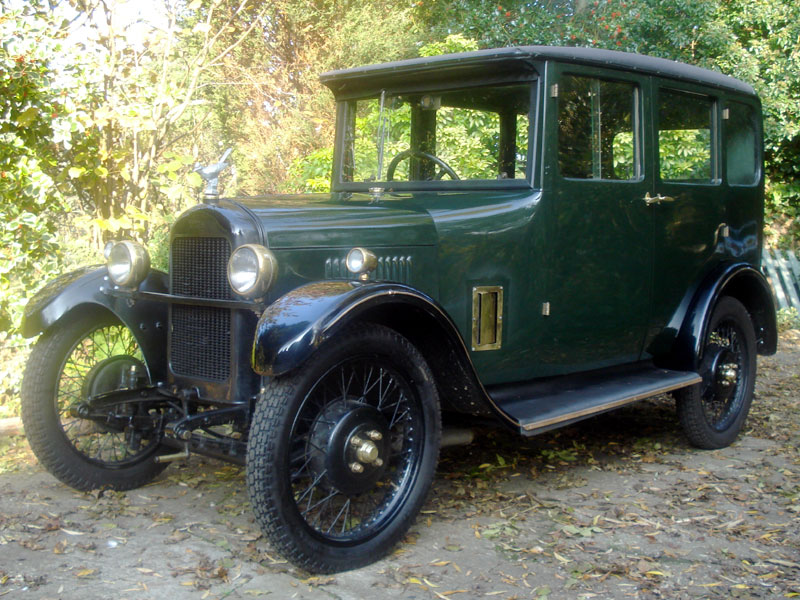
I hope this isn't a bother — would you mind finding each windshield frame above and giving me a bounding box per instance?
[330,78,540,193]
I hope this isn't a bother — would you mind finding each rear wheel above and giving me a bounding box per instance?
[246,324,441,573]
[676,296,756,449]
[21,311,167,491]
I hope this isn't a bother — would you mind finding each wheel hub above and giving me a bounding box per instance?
[82,355,146,398]
[308,400,390,496]
[72,356,146,421]
[708,348,739,402]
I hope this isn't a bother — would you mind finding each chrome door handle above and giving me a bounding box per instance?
[643,192,676,205]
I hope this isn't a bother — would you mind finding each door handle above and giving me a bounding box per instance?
[643,192,676,205]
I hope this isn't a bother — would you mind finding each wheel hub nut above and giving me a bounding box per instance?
[720,363,738,384]
[366,430,383,441]
[355,440,379,464]
[349,462,364,474]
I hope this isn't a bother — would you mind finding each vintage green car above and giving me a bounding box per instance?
[21,46,776,573]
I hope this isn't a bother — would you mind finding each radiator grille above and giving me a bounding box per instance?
[170,305,231,381]
[171,237,232,300]
[169,236,232,381]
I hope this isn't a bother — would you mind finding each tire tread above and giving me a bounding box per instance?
[21,313,166,492]
[246,323,441,573]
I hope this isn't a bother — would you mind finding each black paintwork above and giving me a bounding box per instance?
[492,361,701,436]
[22,266,169,382]
[320,46,756,99]
[672,263,777,370]
[251,280,514,424]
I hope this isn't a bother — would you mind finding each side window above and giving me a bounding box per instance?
[558,75,638,180]
[726,102,759,185]
[658,89,714,182]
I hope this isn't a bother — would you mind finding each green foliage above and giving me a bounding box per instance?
[413,0,800,247]
[658,130,712,181]
[715,0,800,248]
[195,0,422,196]
[0,6,74,332]
[777,307,800,333]
[419,33,479,57]
[285,147,333,193]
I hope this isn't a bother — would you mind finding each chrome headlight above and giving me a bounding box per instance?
[345,247,378,278]
[227,244,277,298]
[106,241,150,287]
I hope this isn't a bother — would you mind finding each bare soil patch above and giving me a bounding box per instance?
[1,332,798,599]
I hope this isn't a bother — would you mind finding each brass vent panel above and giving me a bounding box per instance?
[471,286,503,351]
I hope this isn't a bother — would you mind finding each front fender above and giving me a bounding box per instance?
[22,266,170,381]
[252,281,450,377]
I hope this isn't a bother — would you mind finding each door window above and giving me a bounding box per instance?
[726,102,759,186]
[658,90,714,182]
[557,75,638,180]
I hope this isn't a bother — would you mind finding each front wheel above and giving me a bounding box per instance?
[21,311,167,491]
[246,324,441,573]
[675,296,757,449]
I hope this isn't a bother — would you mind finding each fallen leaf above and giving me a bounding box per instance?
[75,569,96,578]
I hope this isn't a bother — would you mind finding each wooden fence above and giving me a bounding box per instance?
[762,248,800,311]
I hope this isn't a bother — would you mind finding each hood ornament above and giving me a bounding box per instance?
[194,148,233,204]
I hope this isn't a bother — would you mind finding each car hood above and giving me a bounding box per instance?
[231,193,438,249]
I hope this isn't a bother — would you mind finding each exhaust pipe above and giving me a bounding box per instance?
[441,428,475,448]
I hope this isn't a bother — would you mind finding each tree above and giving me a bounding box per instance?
[61,0,270,239]
[413,0,800,246]
[193,0,423,195]
[0,4,77,331]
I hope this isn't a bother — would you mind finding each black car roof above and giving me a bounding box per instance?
[320,46,756,98]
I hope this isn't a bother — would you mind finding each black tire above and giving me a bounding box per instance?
[246,323,441,573]
[21,311,167,491]
[675,296,757,449]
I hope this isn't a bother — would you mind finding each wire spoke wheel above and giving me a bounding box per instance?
[699,322,747,431]
[288,358,423,541]
[247,324,441,573]
[676,297,756,449]
[22,312,168,491]
[56,322,160,467]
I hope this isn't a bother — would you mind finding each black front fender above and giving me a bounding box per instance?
[22,266,170,381]
[251,281,450,376]
[252,281,526,428]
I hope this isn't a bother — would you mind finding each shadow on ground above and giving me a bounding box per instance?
[1,332,798,599]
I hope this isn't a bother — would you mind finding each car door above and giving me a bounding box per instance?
[538,63,653,375]
[645,82,727,353]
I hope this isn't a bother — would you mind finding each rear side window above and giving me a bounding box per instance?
[658,89,714,182]
[558,75,638,180]
[726,102,759,185]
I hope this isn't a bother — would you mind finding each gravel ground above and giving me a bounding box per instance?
[1,331,798,599]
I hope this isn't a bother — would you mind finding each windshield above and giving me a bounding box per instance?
[339,83,533,187]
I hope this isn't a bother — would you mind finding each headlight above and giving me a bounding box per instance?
[345,247,378,278]
[106,241,150,287]
[227,244,277,298]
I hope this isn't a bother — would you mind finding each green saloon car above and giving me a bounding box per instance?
[20,46,777,572]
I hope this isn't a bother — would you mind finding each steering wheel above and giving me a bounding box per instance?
[386,149,460,181]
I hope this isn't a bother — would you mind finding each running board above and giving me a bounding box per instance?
[488,363,701,436]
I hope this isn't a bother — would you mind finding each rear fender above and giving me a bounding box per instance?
[22,266,170,382]
[659,263,777,371]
